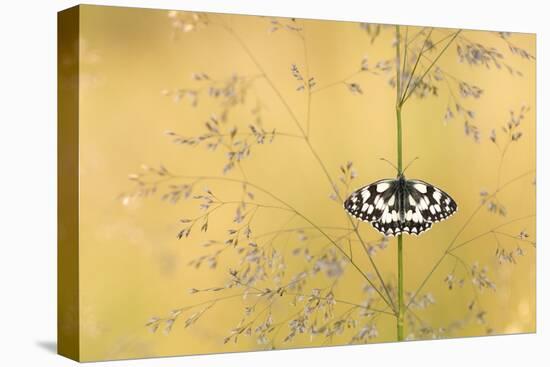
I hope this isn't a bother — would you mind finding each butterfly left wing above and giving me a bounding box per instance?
[344,179,398,223]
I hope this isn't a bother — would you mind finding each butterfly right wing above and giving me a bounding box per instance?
[344,179,398,224]
[405,179,458,223]
[390,178,456,236]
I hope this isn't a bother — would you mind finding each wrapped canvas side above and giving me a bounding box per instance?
[57,5,80,362]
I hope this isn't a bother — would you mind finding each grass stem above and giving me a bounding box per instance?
[396,104,405,341]
[395,25,405,341]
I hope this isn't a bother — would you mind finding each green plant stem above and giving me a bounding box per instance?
[396,105,405,341]
[397,234,404,340]
[395,25,405,342]
[394,26,461,341]
[396,106,403,173]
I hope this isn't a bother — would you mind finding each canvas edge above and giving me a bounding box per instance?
[57,4,81,362]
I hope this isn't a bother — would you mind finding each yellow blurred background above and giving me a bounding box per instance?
[77,5,535,361]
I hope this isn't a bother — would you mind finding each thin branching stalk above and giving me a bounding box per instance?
[218,18,397,311]
[401,29,461,105]
[146,172,395,308]
[406,170,535,310]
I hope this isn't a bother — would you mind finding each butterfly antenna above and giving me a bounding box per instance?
[402,156,420,175]
[379,157,398,173]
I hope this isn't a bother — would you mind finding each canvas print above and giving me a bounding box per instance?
[58,4,536,362]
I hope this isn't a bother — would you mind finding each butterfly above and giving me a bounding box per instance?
[343,172,457,236]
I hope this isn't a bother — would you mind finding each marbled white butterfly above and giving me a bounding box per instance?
[344,173,457,236]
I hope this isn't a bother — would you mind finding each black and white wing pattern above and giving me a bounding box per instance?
[343,179,397,222]
[404,179,457,224]
[344,177,457,237]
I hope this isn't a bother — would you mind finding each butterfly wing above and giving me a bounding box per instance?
[344,179,398,221]
[394,188,433,236]
[405,179,458,223]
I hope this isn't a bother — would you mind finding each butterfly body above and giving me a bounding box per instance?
[344,174,457,236]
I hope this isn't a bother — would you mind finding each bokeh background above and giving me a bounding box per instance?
[77,5,535,361]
